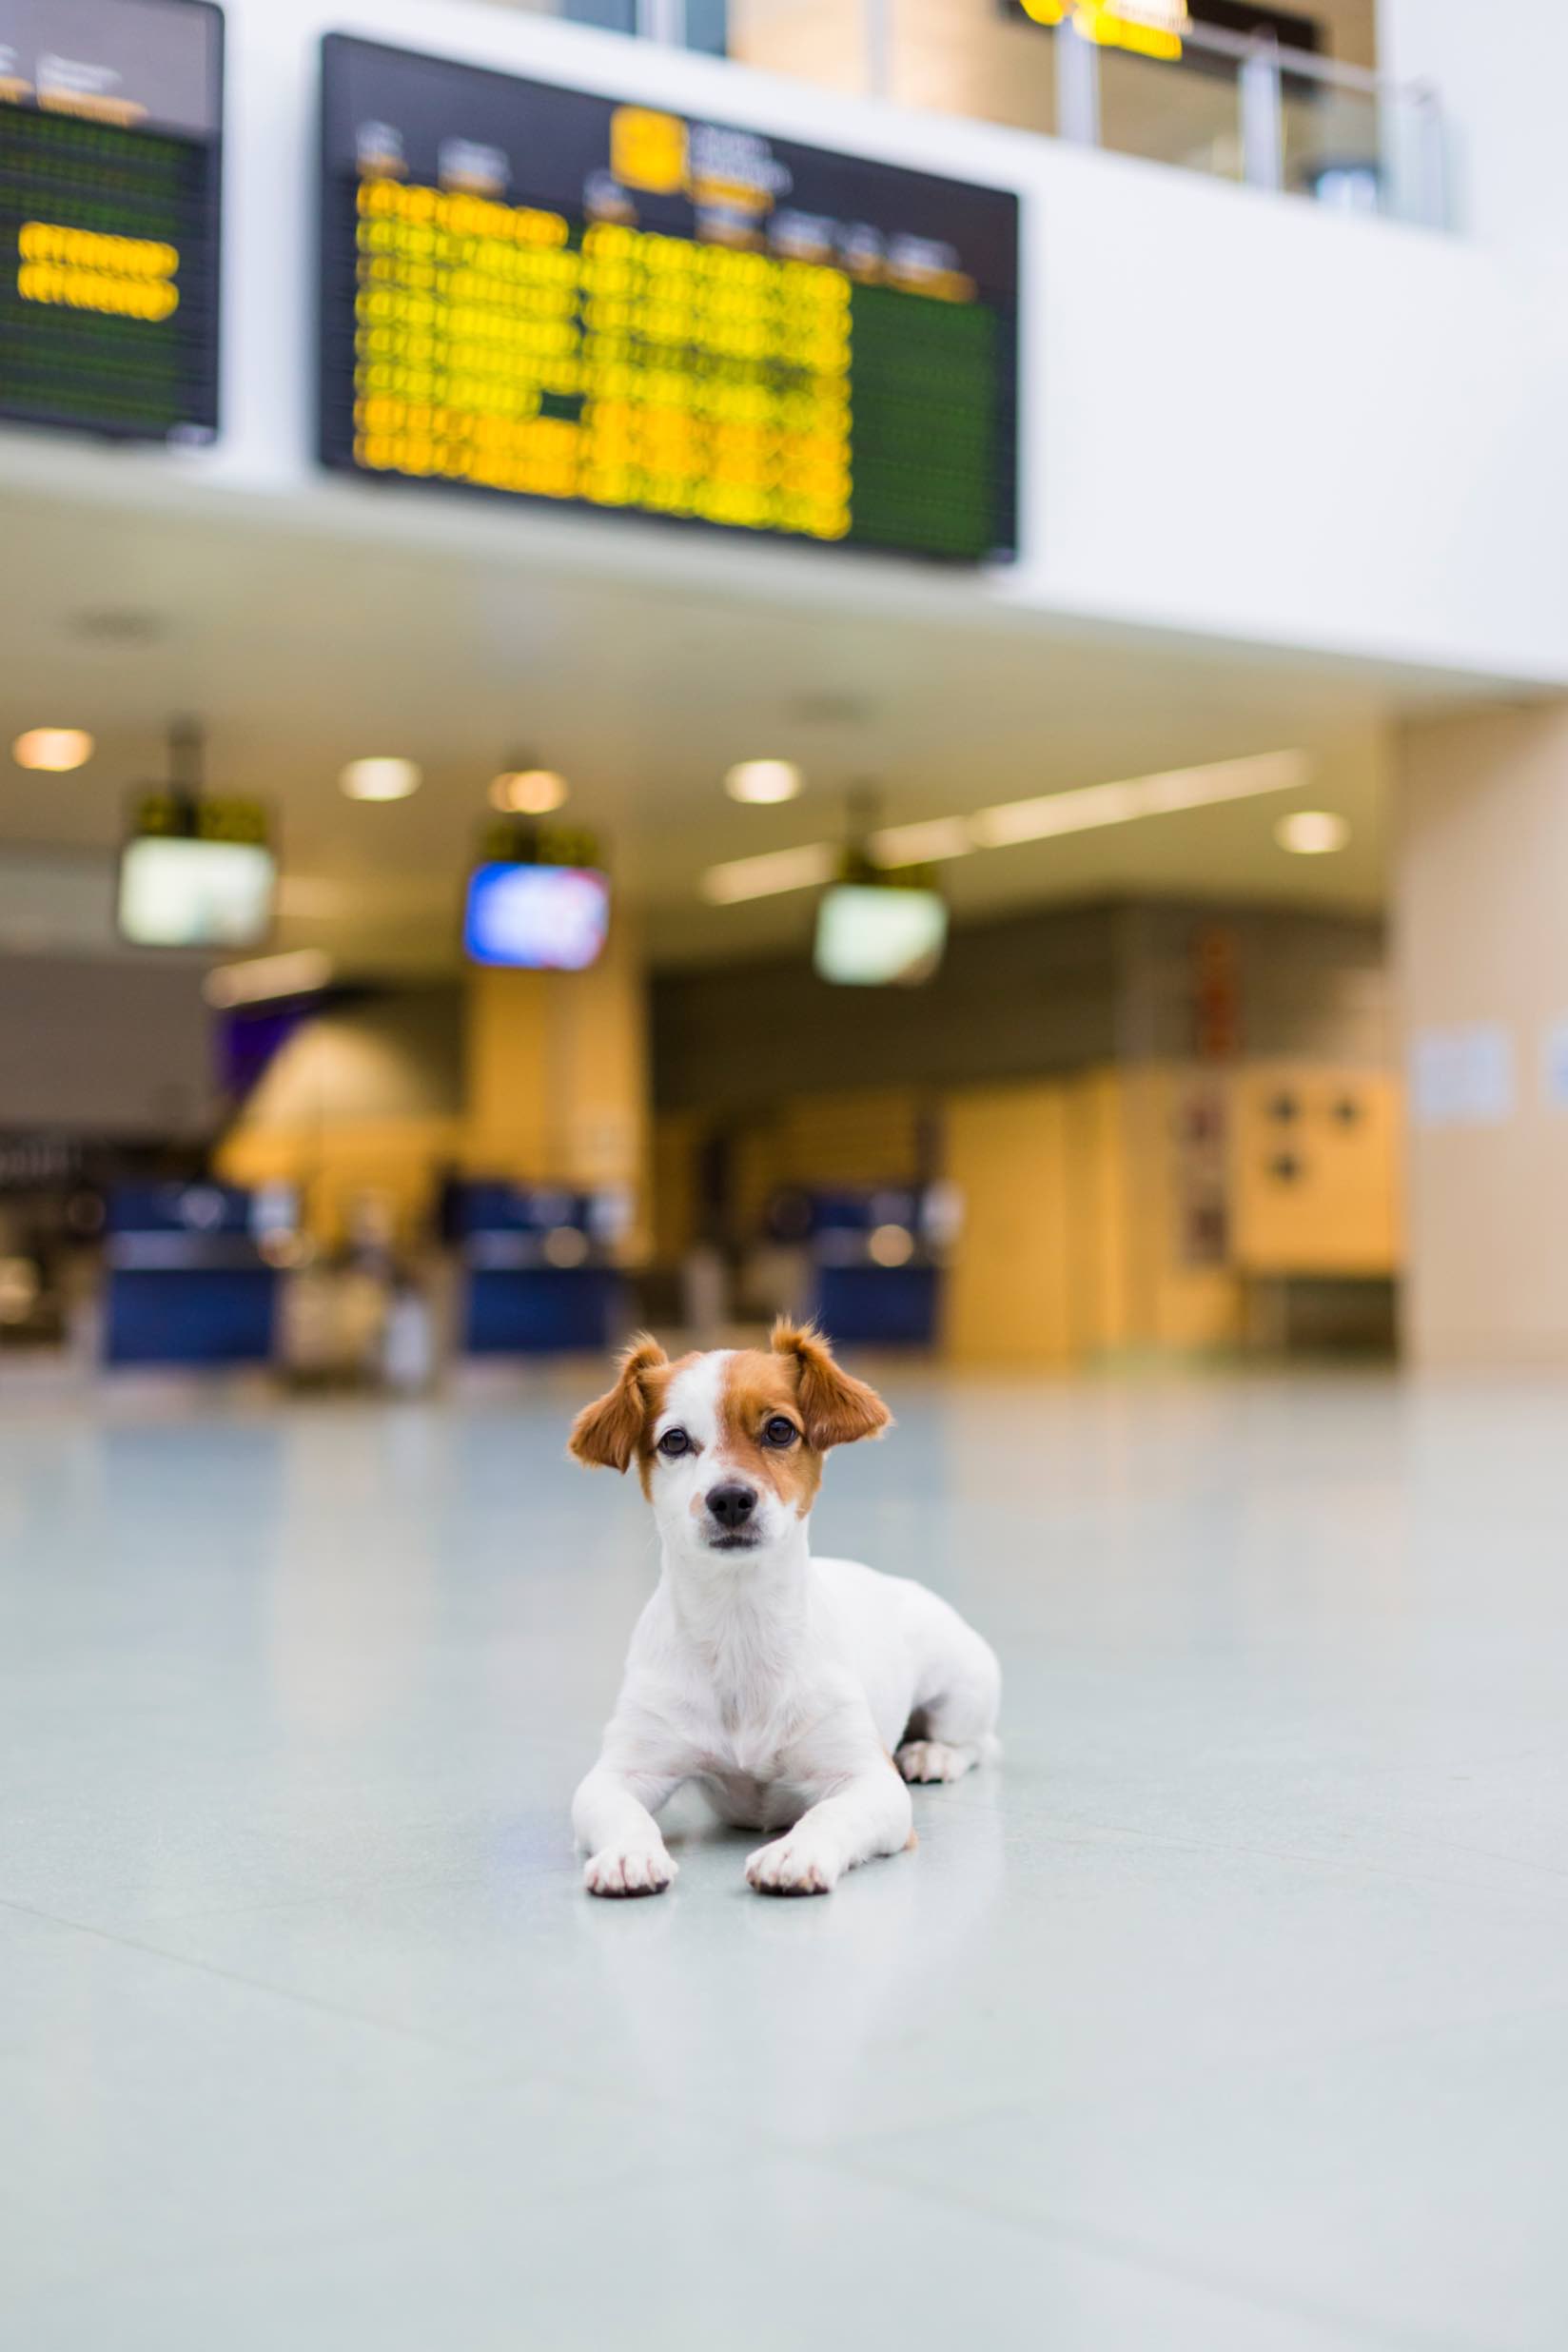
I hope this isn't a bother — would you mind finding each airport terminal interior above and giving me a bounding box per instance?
[2,0,1567,2345]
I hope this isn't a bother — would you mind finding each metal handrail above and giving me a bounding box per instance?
[508,0,1450,229]
[1171,15,1405,101]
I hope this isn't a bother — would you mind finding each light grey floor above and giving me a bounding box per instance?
[1,1363,1565,2351]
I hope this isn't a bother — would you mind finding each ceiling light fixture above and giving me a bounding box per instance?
[700,842,838,905]
[1275,809,1349,855]
[868,816,975,868]
[970,751,1310,849]
[340,755,421,802]
[724,759,803,806]
[489,766,569,815]
[12,727,94,773]
[204,951,334,1009]
[698,751,1313,905]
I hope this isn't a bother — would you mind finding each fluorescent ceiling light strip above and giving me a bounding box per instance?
[700,843,837,904]
[970,753,1308,849]
[204,950,333,1008]
[1130,749,1310,815]
[970,778,1139,848]
[869,817,976,867]
[698,752,1312,904]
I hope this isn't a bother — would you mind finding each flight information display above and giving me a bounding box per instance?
[0,0,222,442]
[319,38,1018,562]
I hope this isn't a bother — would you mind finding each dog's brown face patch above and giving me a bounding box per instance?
[717,1349,823,1518]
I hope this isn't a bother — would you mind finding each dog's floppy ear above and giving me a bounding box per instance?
[569,1334,668,1472]
[772,1318,892,1450]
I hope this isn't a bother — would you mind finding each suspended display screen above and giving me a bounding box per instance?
[118,837,276,949]
[319,36,1018,562]
[0,0,222,441]
[814,884,949,987]
[463,863,612,971]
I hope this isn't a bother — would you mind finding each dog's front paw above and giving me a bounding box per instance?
[584,1846,676,1898]
[745,1835,841,1896]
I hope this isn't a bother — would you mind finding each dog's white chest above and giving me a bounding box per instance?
[697,1765,812,1832]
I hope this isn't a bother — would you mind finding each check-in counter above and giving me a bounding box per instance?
[104,1183,294,1367]
[771,1186,949,1348]
[446,1184,627,1356]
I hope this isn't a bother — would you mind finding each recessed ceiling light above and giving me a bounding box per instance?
[1275,809,1349,856]
[12,727,94,773]
[725,759,803,806]
[340,756,421,802]
[489,767,568,814]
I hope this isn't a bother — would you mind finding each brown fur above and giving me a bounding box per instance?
[770,1319,892,1451]
[718,1350,823,1517]
[570,1336,676,1480]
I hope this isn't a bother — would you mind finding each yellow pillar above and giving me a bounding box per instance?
[459,914,648,1216]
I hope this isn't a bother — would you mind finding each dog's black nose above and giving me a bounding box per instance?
[707,1481,758,1530]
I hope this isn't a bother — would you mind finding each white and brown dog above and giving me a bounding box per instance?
[569,1321,1001,1897]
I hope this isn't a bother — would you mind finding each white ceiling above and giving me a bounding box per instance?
[0,478,1486,970]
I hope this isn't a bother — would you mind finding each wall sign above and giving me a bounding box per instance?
[318,37,1019,562]
[1410,1026,1515,1130]
[1539,1018,1568,1111]
[0,0,222,441]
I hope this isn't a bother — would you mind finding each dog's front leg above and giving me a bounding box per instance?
[573,1763,684,1898]
[745,1761,913,1896]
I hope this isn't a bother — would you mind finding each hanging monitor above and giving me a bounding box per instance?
[464,862,611,971]
[0,0,223,443]
[814,884,949,988]
[118,836,277,950]
[117,788,276,950]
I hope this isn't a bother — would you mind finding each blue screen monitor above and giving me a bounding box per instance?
[463,863,611,970]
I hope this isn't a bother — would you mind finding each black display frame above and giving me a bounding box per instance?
[0,0,225,446]
[317,33,1020,567]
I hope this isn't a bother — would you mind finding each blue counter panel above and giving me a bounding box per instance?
[463,1268,620,1356]
[814,1265,939,1348]
[106,1270,278,1367]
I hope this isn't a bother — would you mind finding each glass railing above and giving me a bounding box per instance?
[481,2,1448,230]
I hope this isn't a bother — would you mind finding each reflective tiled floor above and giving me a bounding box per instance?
[2,1365,1565,2350]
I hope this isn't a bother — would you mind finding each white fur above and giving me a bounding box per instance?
[573,1350,1002,1897]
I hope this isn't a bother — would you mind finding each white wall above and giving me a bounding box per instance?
[2,0,1565,686]
[1382,0,1568,260]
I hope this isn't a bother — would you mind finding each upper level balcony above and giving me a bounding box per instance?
[483,0,1447,229]
[3,0,1561,696]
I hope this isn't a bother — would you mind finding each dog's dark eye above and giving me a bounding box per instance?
[657,1428,691,1460]
[761,1416,798,1449]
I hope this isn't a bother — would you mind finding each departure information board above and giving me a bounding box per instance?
[0,0,222,442]
[319,38,1018,562]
